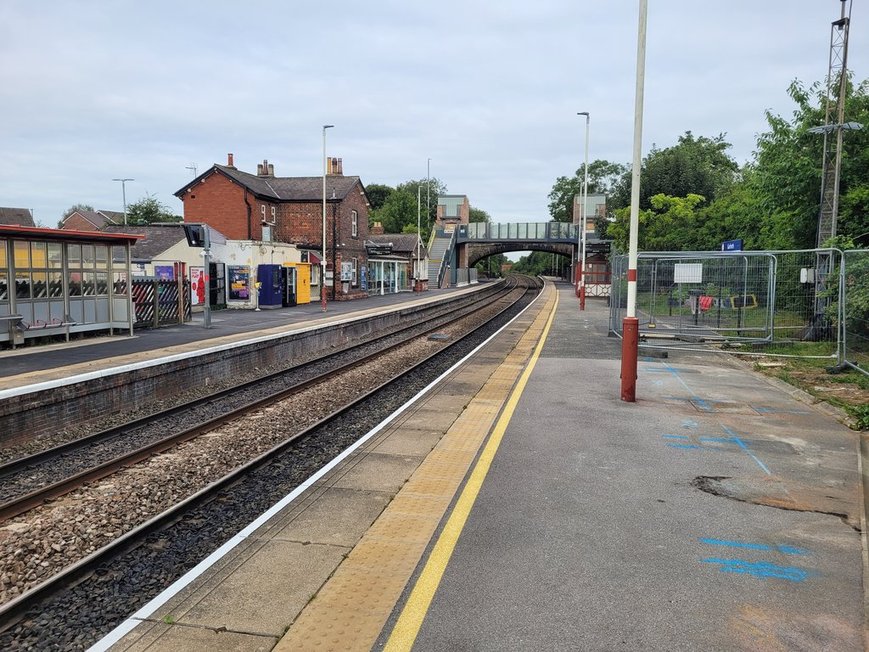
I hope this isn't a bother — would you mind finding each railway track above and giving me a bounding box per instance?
[0,279,514,519]
[0,276,540,649]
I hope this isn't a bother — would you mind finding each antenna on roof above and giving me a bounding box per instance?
[186,163,198,178]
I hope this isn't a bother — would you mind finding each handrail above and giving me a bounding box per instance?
[435,229,457,288]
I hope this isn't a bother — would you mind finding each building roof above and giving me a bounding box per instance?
[61,209,122,230]
[368,233,422,254]
[0,207,35,227]
[102,223,189,260]
[175,164,370,204]
[0,224,142,244]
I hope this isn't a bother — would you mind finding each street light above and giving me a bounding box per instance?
[112,178,134,225]
[621,0,647,403]
[577,112,590,310]
[321,124,334,312]
[416,184,422,286]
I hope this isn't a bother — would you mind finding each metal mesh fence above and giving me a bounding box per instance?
[609,249,844,359]
[843,250,869,375]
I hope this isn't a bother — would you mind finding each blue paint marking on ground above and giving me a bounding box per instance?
[700,538,810,557]
[663,434,689,440]
[702,558,810,582]
[777,545,809,556]
[700,538,771,552]
[753,406,810,415]
[722,425,772,475]
[698,436,731,444]
[667,443,700,449]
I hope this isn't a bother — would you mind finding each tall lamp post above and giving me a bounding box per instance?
[416,184,422,287]
[621,0,647,403]
[321,124,334,312]
[112,178,134,225]
[577,112,590,310]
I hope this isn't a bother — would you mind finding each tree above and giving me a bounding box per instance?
[126,195,181,224]
[469,206,491,223]
[369,177,447,237]
[364,183,393,212]
[547,160,628,222]
[609,132,738,211]
[58,203,94,227]
[373,189,417,235]
[608,194,706,252]
[750,78,869,249]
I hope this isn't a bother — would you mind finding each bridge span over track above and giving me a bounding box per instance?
[433,222,611,295]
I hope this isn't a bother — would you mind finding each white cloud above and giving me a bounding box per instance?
[0,0,865,225]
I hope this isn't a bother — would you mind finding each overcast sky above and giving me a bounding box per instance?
[1,1,866,228]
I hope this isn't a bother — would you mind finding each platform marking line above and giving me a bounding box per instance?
[87,289,549,652]
[382,288,559,652]
[722,425,772,475]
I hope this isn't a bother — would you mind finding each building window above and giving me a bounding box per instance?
[351,210,358,238]
[271,206,276,222]
[351,257,358,286]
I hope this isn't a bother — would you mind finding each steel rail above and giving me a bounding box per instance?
[0,276,536,635]
[0,280,515,521]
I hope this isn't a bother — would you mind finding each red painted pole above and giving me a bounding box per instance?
[579,284,586,311]
[620,316,639,402]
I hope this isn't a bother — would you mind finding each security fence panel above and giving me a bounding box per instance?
[609,249,843,359]
[843,249,869,376]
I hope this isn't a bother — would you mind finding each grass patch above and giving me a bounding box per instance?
[753,355,869,430]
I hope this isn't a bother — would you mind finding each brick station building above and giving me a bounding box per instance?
[175,154,371,300]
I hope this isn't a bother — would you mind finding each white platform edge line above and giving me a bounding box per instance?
[87,283,545,651]
[0,288,483,401]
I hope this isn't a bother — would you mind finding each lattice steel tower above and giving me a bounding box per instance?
[815,0,853,245]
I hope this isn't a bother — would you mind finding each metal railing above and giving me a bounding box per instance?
[460,222,578,241]
[608,249,868,369]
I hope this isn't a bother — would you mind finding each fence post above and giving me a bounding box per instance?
[153,280,160,329]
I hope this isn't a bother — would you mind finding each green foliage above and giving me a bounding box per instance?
[510,251,569,276]
[475,252,507,277]
[469,206,491,223]
[547,160,628,222]
[126,195,180,224]
[364,183,393,211]
[368,177,446,237]
[608,194,707,252]
[610,132,738,211]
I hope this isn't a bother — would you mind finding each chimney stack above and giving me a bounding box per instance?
[258,159,272,177]
[268,163,274,176]
[227,153,235,168]
[257,163,264,175]
[326,157,344,175]
[370,221,384,235]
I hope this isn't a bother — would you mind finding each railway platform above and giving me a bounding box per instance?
[91,280,864,651]
[0,286,471,389]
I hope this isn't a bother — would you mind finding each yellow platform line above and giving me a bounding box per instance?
[274,285,557,652]
[384,287,559,651]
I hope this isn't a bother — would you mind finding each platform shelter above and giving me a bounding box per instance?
[0,225,141,346]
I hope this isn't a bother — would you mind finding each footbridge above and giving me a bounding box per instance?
[428,222,611,294]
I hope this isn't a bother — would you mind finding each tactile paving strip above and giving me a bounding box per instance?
[274,286,556,652]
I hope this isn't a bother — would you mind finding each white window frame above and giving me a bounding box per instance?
[351,210,358,238]
[352,257,358,286]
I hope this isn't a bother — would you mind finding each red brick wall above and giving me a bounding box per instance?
[61,213,99,231]
[180,171,371,299]
[179,172,252,239]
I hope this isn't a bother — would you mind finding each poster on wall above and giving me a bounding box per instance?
[360,265,368,292]
[154,265,175,281]
[190,267,206,306]
[228,265,250,301]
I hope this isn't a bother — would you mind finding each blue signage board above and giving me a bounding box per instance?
[721,239,743,252]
